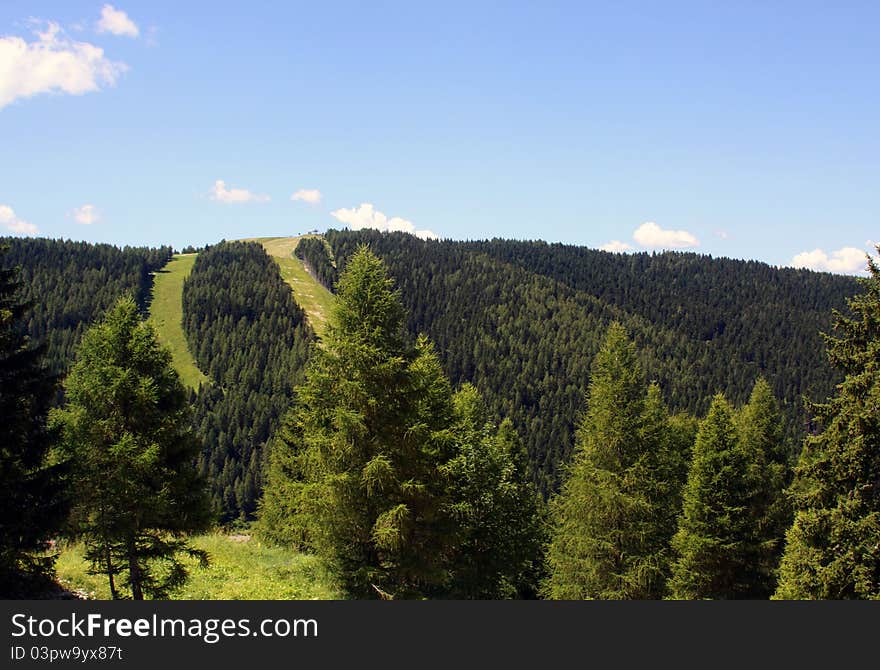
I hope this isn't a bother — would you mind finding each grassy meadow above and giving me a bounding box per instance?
[54,532,341,600]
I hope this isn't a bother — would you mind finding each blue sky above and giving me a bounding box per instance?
[1,1,878,273]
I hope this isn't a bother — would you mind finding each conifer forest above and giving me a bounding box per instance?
[2,232,879,601]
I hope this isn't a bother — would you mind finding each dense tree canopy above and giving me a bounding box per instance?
[0,245,68,597]
[182,241,314,521]
[0,237,171,376]
[545,323,689,599]
[4,230,871,601]
[446,385,546,599]
[668,386,787,600]
[775,253,880,599]
[324,229,848,493]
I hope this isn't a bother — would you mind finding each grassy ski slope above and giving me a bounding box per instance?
[148,253,208,390]
[250,236,335,339]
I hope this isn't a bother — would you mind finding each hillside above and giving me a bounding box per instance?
[0,237,172,376]
[182,241,315,520]
[323,229,858,491]
[148,253,208,390]
[3,234,860,499]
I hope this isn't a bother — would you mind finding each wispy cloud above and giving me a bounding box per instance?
[71,204,100,225]
[633,221,699,249]
[600,240,633,253]
[330,203,437,240]
[0,205,38,235]
[291,188,322,205]
[0,21,128,110]
[96,5,140,38]
[791,246,870,274]
[209,180,270,204]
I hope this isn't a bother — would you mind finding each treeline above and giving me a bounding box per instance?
[0,237,172,375]
[323,229,853,492]
[182,241,315,521]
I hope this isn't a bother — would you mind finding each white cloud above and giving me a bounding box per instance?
[330,202,438,240]
[600,240,633,253]
[791,246,869,274]
[633,221,699,249]
[291,189,322,205]
[0,21,128,109]
[0,205,38,235]
[715,230,729,240]
[209,180,270,204]
[71,204,100,225]
[97,5,140,38]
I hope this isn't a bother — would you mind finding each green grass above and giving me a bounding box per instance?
[55,533,342,600]
[148,254,208,390]
[247,236,336,339]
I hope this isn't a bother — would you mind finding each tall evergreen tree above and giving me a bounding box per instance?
[633,384,694,594]
[775,253,880,599]
[669,394,764,599]
[53,296,212,599]
[446,384,546,599]
[738,377,789,597]
[545,323,682,599]
[261,246,461,598]
[0,246,68,597]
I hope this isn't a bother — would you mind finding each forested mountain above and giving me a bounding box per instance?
[323,229,857,492]
[0,237,172,375]
[2,232,859,504]
[464,239,855,413]
[5,231,876,600]
[182,241,315,521]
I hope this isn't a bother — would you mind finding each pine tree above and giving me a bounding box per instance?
[446,384,546,599]
[261,246,460,598]
[545,322,680,599]
[0,246,68,597]
[738,377,789,597]
[774,253,880,599]
[53,296,212,599]
[669,394,761,599]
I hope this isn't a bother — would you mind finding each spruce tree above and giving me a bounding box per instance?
[0,246,68,597]
[53,296,211,599]
[545,322,681,599]
[446,384,546,599]
[669,394,760,599]
[775,253,880,599]
[262,246,460,598]
[633,384,694,594]
[738,377,789,597]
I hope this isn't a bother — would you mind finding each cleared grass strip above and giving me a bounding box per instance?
[148,253,208,390]
[250,236,335,339]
